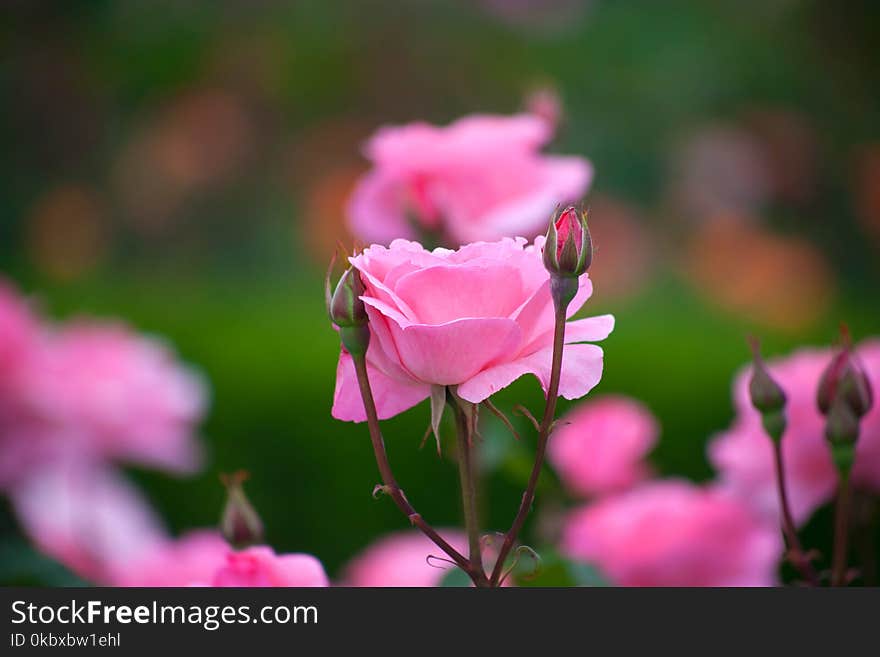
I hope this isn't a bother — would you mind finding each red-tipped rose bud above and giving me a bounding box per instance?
[747,338,787,442]
[326,264,371,357]
[543,206,592,279]
[543,206,591,311]
[817,328,873,419]
[220,471,264,549]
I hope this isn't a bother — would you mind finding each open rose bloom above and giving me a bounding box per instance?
[348,115,592,245]
[709,340,880,525]
[331,237,614,421]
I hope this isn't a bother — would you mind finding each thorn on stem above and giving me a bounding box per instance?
[513,404,540,432]
[482,399,521,441]
[372,484,391,499]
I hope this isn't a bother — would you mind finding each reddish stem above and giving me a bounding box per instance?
[831,471,852,587]
[772,442,819,586]
[490,305,567,586]
[352,355,487,585]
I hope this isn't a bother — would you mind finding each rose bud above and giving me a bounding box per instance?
[543,206,592,279]
[747,338,787,442]
[816,328,874,476]
[824,396,860,447]
[220,471,264,549]
[817,348,873,420]
[326,265,370,357]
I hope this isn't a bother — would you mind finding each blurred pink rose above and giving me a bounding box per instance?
[343,529,467,587]
[113,534,329,587]
[548,395,658,497]
[348,114,591,245]
[212,546,329,587]
[332,237,614,421]
[709,340,880,525]
[19,321,207,473]
[561,480,781,586]
[10,462,167,583]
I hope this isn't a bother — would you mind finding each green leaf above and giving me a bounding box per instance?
[439,567,473,588]
[513,547,611,587]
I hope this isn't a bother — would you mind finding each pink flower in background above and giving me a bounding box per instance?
[548,395,658,497]
[332,237,614,422]
[10,463,167,583]
[212,547,329,587]
[561,480,781,586]
[113,533,328,587]
[19,321,207,474]
[348,114,591,246]
[709,340,880,526]
[343,530,467,587]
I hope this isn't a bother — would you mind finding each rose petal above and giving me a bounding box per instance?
[331,351,430,422]
[457,342,604,403]
[392,318,522,385]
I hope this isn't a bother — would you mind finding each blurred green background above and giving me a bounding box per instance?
[1,0,879,582]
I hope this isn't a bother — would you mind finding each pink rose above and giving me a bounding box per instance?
[212,546,329,587]
[342,529,467,587]
[348,114,592,245]
[331,237,614,421]
[560,480,781,587]
[19,321,207,474]
[548,395,658,497]
[10,462,167,583]
[709,340,880,525]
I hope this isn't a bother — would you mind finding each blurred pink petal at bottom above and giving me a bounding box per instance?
[212,547,329,587]
[108,530,229,587]
[343,529,468,587]
[560,480,781,587]
[112,533,329,587]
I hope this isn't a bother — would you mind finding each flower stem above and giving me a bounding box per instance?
[451,397,486,583]
[351,354,483,584]
[831,469,852,587]
[489,304,567,586]
[771,441,819,586]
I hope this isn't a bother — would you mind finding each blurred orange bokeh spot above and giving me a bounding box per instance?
[26,185,108,282]
[114,88,255,234]
[684,216,835,332]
